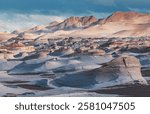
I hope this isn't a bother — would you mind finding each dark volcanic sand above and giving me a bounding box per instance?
[17,84,52,90]
[93,85,150,97]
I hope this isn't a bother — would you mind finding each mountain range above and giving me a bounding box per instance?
[1,11,150,41]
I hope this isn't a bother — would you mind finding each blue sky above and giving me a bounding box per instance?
[0,0,149,32]
[0,0,150,14]
[1,0,115,14]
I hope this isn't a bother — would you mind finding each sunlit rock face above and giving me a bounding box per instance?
[94,55,148,85]
[51,55,147,89]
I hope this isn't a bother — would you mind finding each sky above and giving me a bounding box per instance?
[0,0,149,32]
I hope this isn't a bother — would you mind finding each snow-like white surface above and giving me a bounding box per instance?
[0,60,22,71]
[0,51,149,97]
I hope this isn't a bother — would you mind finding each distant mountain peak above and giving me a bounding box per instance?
[48,21,59,26]
[59,16,97,30]
[105,11,146,22]
[80,16,97,26]
[63,16,97,24]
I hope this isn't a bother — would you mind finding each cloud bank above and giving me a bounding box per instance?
[0,12,64,32]
[0,11,110,32]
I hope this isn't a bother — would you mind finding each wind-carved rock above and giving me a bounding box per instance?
[51,55,147,89]
[95,55,148,86]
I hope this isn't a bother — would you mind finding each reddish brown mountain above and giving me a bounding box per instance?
[16,11,150,39]
[105,11,146,22]
[57,16,97,30]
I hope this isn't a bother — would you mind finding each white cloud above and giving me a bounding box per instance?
[0,12,64,32]
[128,8,150,13]
[0,10,112,32]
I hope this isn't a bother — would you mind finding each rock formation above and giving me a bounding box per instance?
[51,55,147,89]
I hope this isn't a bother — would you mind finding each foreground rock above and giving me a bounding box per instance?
[51,55,147,89]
